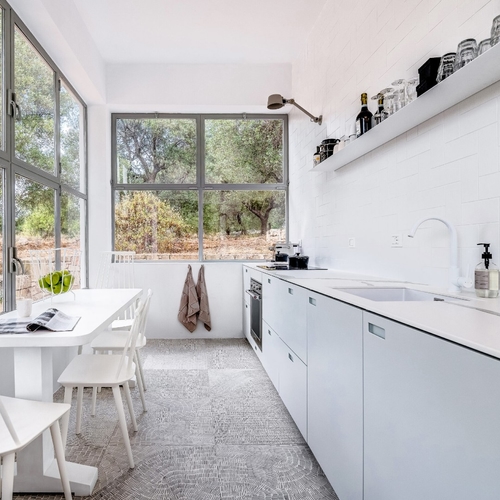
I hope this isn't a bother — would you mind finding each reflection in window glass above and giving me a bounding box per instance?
[116,118,196,184]
[60,83,85,192]
[203,190,285,260]
[205,119,284,184]
[14,27,56,174]
[114,190,198,259]
[61,192,86,289]
[0,172,3,311]
[0,9,4,151]
[15,175,55,300]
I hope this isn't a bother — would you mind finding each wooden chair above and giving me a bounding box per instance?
[90,289,153,414]
[58,298,146,469]
[0,396,72,500]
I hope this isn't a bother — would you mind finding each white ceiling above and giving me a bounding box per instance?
[72,0,327,65]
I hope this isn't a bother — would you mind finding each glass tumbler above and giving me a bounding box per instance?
[437,53,456,82]
[406,77,419,103]
[383,93,395,116]
[454,38,478,70]
[478,38,492,55]
[491,15,500,46]
[391,80,407,111]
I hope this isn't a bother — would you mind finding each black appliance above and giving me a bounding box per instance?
[246,278,262,350]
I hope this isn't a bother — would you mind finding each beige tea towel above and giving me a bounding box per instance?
[178,265,199,332]
[196,265,212,331]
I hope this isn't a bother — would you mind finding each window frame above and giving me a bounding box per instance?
[0,3,88,311]
[111,112,288,262]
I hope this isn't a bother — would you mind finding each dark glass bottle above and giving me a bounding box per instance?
[356,93,373,137]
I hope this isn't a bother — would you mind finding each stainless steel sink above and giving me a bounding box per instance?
[333,287,469,302]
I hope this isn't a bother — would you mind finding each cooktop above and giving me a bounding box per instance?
[257,265,327,271]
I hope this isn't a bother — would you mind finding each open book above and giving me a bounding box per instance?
[0,308,81,334]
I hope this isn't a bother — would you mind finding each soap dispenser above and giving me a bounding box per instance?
[475,243,500,298]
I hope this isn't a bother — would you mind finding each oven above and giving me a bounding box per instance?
[246,278,262,351]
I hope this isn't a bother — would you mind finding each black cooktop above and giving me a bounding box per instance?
[257,265,327,271]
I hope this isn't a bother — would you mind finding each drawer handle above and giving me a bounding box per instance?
[245,304,248,309]
[288,353,294,362]
[245,269,248,273]
[368,323,385,339]
[288,288,293,295]
[268,329,271,336]
[309,297,316,306]
[268,278,271,284]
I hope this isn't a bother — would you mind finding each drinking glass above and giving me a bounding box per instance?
[406,77,419,103]
[437,53,456,82]
[384,93,395,116]
[478,38,492,55]
[391,79,407,111]
[491,15,500,46]
[454,39,478,71]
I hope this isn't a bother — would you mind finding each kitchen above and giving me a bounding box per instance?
[1,0,500,499]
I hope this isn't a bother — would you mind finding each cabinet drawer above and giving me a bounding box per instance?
[261,321,280,391]
[278,340,307,440]
[263,276,307,362]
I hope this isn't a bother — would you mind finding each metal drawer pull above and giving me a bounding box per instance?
[245,269,248,273]
[268,329,271,336]
[368,323,385,339]
[309,297,316,306]
[268,278,271,283]
[288,353,294,362]
[288,288,293,295]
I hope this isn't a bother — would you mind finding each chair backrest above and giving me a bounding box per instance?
[96,251,135,289]
[116,296,146,378]
[137,289,153,344]
[0,396,20,448]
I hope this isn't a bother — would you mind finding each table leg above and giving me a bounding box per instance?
[12,347,98,496]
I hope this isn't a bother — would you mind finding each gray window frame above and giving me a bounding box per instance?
[111,112,288,262]
[0,1,88,311]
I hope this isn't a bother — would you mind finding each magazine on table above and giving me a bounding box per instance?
[0,308,81,334]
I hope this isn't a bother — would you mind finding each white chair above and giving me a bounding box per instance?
[96,251,136,330]
[0,396,72,500]
[90,289,153,414]
[58,298,146,469]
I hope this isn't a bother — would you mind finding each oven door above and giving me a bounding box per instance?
[246,290,262,351]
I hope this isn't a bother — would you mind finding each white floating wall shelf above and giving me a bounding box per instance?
[311,42,500,173]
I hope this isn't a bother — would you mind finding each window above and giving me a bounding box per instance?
[0,5,88,310]
[112,114,287,261]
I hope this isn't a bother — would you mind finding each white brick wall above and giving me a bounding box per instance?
[290,0,500,288]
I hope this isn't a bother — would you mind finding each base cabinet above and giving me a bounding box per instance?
[307,292,363,500]
[363,312,500,500]
[261,321,280,391]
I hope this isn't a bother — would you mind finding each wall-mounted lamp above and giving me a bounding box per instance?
[267,94,322,125]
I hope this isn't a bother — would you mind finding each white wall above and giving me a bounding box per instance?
[289,0,500,289]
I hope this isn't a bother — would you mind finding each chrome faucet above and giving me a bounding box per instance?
[408,217,471,293]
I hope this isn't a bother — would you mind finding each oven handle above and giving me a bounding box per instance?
[246,290,262,301]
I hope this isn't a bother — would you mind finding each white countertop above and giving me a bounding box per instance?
[246,264,500,359]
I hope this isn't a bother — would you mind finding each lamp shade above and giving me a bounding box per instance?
[267,94,285,110]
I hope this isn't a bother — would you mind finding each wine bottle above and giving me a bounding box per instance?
[356,93,373,137]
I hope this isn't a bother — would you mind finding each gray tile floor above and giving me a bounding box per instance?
[14,339,339,500]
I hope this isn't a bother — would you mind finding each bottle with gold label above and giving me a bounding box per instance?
[475,243,500,298]
[356,93,373,137]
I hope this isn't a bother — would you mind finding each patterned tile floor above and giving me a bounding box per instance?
[14,339,339,500]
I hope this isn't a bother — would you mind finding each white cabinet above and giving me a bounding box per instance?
[307,292,363,500]
[261,321,280,391]
[277,337,307,440]
[262,276,307,362]
[243,300,251,343]
[363,312,500,500]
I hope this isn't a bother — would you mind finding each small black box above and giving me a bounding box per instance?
[418,57,441,81]
[416,79,437,97]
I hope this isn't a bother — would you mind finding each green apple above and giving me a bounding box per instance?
[63,274,73,287]
[52,283,62,294]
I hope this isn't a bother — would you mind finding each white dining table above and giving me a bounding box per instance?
[0,287,142,496]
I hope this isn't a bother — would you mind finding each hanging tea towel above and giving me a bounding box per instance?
[178,265,199,332]
[196,265,212,331]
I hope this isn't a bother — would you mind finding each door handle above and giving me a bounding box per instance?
[288,288,293,295]
[288,353,294,362]
[309,297,316,306]
[8,247,25,275]
[368,323,385,339]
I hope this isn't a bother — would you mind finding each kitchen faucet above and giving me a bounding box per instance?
[408,217,472,293]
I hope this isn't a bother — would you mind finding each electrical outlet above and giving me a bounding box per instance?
[348,237,356,248]
[391,233,403,248]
